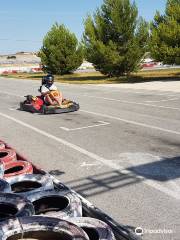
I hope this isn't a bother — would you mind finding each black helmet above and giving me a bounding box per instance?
[44,74,54,86]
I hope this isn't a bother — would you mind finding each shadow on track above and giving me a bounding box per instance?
[64,170,142,198]
[128,156,180,182]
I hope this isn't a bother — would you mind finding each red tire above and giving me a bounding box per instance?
[0,149,17,165]
[4,161,33,178]
[0,141,5,150]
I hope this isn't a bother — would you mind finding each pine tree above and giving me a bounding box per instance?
[150,0,180,65]
[83,0,149,76]
[39,23,84,75]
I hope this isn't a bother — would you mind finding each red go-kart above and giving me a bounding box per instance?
[20,95,79,114]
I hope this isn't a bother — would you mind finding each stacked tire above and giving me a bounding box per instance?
[0,144,33,179]
[0,141,116,240]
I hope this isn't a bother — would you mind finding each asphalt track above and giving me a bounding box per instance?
[0,77,180,240]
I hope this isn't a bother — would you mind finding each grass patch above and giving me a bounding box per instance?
[1,68,180,84]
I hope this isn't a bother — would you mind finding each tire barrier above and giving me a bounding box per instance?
[6,174,54,196]
[68,217,116,240]
[0,149,16,165]
[0,164,4,178]
[4,161,33,179]
[0,193,34,220]
[0,142,5,151]
[0,140,140,240]
[27,189,82,219]
[0,179,11,193]
[0,216,89,240]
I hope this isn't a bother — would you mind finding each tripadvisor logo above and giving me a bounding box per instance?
[135,227,143,236]
[135,227,173,236]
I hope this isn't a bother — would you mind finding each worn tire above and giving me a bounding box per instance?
[27,189,82,219]
[6,174,54,196]
[4,161,33,178]
[68,217,116,240]
[0,164,4,178]
[0,179,11,193]
[0,216,89,240]
[0,193,34,220]
[0,149,16,165]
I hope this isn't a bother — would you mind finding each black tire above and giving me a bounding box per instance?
[0,216,89,240]
[19,102,24,111]
[0,193,34,220]
[27,189,82,219]
[0,179,11,193]
[68,217,116,240]
[6,174,54,196]
[44,102,80,114]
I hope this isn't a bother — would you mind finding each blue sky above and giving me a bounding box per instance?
[0,0,166,54]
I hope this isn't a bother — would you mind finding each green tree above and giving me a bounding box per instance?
[39,23,84,75]
[83,0,149,76]
[150,0,180,65]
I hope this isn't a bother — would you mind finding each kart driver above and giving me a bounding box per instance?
[39,74,63,106]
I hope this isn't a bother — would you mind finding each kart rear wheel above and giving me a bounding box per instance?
[19,102,24,111]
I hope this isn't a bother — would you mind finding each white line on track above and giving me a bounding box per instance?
[145,98,179,103]
[98,89,179,97]
[60,121,110,131]
[0,111,180,200]
[1,90,180,111]
[80,109,180,136]
[1,91,180,135]
[82,94,180,111]
[80,162,100,167]
[58,83,180,97]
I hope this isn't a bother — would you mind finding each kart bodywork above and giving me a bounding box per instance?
[20,95,80,114]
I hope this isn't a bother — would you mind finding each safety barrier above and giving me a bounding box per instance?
[4,160,33,178]
[0,149,17,165]
[0,140,141,240]
[0,192,34,219]
[6,173,54,195]
[0,216,89,240]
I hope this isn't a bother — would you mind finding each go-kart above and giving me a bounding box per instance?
[20,95,79,114]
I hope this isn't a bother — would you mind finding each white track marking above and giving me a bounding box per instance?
[100,89,179,97]
[145,98,179,103]
[59,83,180,97]
[9,108,17,111]
[60,121,110,131]
[80,110,180,136]
[0,112,180,200]
[57,83,180,96]
[1,90,180,135]
[82,94,180,110]
[80,162,101,167]
[1,90,180,111]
